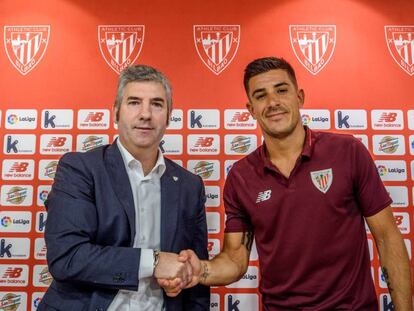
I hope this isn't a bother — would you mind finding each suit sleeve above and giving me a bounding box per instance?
[182,176,210,310]
[45,152,141,291]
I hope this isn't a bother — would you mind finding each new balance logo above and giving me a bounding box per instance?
[256,190,272,203]
[47,137,66,147]
[3,267,23,278]
[84,112,104,122]
[231,112,250,122]
[378,113,397,123]
[9,162,29,173]
[195,137,214,147]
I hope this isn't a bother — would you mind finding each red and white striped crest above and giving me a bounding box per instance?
[98,25,145,74]
[310,168,333,194]
[289,25,336,75]
[385,26,414,76]
[4,25,50,75]
[193,25,240,75]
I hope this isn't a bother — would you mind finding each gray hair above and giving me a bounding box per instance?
[114,65,173,121]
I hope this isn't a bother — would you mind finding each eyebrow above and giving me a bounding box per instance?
[126,96,165,102]
[251,82,289,97]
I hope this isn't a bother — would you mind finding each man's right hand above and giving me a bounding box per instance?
[157,249,204,297]
[153,251,193,288]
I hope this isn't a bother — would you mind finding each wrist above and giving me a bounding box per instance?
[199,260,209,285]
[153,249,160,274]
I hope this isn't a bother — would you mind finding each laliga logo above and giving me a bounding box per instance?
[290,25,336,75]
[6,186,27,204]
[0,293,22,310]
[4,25,50,75]
[98,25,145,74]
[193,25,240,75]
[377,165,388,176]
[33,297,42,308]
[1,217,12,227]
[193,161,214,179]
[7,114,18,125]
[301,114,311,125]
[385,26,414,76]
[39,190,49,203]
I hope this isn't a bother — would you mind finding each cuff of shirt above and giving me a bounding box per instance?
[139,248,154,279]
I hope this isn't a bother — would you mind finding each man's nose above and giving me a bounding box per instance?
[139,102,152,120]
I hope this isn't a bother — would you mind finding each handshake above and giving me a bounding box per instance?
[153,249,205,297]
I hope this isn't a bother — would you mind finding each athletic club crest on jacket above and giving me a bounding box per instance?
[310,168,333,194]
[98,25,145,74]
[193,25,240,75]
[4,25,50,75]
[289,25,336,75]
[385,25,414,76]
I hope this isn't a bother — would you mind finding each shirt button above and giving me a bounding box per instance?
[141,235,145,241]
[140,208,144,213]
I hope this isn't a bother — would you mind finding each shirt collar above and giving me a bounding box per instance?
[116,138,166,179]
[260,126,314,170]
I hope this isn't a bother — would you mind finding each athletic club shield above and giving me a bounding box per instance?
[310,168,333,194]
[193,25,240,75]
[4,25,50,75]
[289,25,336,75]
[385,26,414,76]
[98,25,145,74]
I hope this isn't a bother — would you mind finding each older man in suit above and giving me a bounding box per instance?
[38,65,209,311]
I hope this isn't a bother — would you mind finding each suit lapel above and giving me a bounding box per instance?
[160,160,180,252]
[104,142,136,244]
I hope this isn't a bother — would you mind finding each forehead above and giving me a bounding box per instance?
[122,81,167,99]
[248,69,294,93]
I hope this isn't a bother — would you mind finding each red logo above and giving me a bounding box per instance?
[2,267,23,278]
[385,26,414,76]
[207,241,214,252]
[195,137,214,147]
[4,25,50,75]
[231,112,250,122]
[194,25,240,75]
[98,25,145,74]
[378,113,397,123]
[290,25,336,75]
[9,162,29,173]
[394,215,404,226]
[47,137,67,147]
[84,112,104,122]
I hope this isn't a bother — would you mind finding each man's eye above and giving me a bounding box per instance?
[128,101,139,105]
[277,89,288,94]
[152,102,163,108]
[255,94,265,100]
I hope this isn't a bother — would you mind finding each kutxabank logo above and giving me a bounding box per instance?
[4,25,50,75]
[98,25,145,74]
[290,25,336,75]
[194,25,240,75]
[385,25,414,76]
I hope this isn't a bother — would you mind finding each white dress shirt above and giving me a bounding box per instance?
[107,139,166,311]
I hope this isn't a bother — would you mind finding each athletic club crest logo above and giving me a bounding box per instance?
[193,25,240,75]
[4,25,50,75]
[310,168,333,194]
[385,26,414,76]
[98,25,145,74]
[289,25,336,75]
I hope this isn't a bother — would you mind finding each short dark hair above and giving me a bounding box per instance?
[243,57,298,96]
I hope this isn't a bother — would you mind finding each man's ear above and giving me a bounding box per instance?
[298,89,305,108]
[246,101,256,120]
[113,105,119,123]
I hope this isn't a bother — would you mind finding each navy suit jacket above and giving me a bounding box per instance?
[38,142,209,311]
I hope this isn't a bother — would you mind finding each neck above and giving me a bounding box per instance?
[264,125,306,161]
[119,139,159,176]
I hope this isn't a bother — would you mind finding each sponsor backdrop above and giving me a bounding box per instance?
[0,0,413,310]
